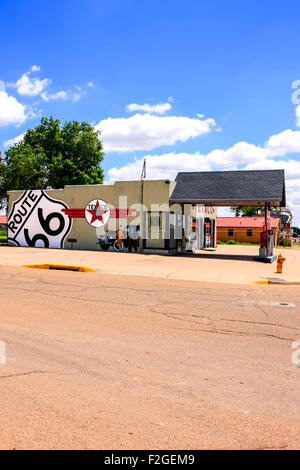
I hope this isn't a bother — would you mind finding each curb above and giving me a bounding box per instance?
[21,264,97,273]
[253,279,300,285]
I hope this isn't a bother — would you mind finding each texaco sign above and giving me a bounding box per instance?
[84,199,110,228]
[8,190,72,248]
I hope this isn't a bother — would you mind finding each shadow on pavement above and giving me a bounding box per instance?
[179,252,256,262]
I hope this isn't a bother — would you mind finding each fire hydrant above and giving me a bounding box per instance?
[277,254,286,273]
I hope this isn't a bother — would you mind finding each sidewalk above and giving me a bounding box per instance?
[1,244,299,285]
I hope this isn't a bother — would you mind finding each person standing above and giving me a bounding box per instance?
[127,225,139,252]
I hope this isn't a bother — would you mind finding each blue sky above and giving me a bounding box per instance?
[1,0,300,224]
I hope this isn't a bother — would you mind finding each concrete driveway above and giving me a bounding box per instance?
[0,244,299,284]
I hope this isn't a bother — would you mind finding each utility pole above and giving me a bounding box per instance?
[141,158,146,179]
[139,159,146,253]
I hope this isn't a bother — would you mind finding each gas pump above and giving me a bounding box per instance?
[260,229,275,258]
[258,205,277,263]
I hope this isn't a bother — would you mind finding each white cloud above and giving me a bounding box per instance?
[0,91,27,127]
[106,127,300,225]
[265,129,300,156]
[107,128,300,183]
[8,71,51,97]
[4,132,25,148]
[41,88,85,102]
[245,158,300,223]
[95,113,216,152]
[5,67,88,106]
[41,90,68,102]
[107,152,211,182]
[206,141,266,167]
[87,81,95,87]
[291,81,300,127]
[126,102,172,115]
[223,111,233,120]
[72,90,86,102]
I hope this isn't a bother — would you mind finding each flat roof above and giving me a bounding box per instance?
[170,170,286,206]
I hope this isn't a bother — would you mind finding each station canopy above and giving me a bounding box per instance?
[169,169,286,207]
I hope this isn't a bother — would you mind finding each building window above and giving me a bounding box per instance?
[247,229,253,237]
[228,229,234,236]
[150,212,161,227]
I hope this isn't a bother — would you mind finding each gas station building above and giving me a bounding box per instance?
[7,169,286,261]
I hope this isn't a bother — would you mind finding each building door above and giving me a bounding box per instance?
[146,211,164,249]
[203,218,212,248]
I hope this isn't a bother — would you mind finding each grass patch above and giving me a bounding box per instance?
[0,230,8,245]
[217,240,260,246]
[217,240,293,249]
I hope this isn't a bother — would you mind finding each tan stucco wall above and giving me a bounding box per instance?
[8,180,176,251]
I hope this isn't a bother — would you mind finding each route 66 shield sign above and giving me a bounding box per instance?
[8,190,72,249]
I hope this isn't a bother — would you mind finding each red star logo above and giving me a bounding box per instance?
[87,200,108,224]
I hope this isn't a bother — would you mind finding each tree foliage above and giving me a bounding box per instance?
[292,226,300,236]
[230,206,260,217]
[0,117,104,210]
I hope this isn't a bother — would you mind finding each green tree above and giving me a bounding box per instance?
[292,226,300,236]
[0,117,104,210]
[230,206,260,217]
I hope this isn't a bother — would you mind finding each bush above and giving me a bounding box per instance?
[227,239,236,244]
[277,236,292,247]
[0,230,7,245]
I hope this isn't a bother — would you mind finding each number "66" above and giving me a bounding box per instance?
[24,208,66,247]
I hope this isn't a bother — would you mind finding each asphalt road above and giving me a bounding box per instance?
[0,265,299,449]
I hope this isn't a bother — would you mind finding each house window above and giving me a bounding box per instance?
[247,229,253,237]
[228,229,234,236]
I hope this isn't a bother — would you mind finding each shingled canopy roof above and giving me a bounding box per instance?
[170,170,286,207]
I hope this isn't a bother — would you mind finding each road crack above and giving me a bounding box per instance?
[0,370,61,379]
